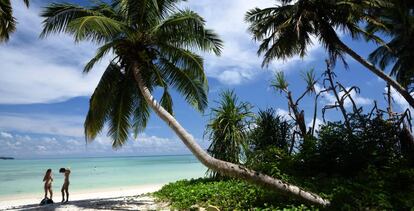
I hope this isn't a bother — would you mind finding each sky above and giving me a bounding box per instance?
[0,0,409,159]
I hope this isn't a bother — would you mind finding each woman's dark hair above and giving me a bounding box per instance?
[59,168,65,173]
[43,169,52,181]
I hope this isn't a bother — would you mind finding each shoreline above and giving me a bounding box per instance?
[0,183,165,210]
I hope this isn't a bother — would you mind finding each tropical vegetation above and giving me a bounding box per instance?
[155,178,317,210]
[205,90,253,178]
[156,68,414,210]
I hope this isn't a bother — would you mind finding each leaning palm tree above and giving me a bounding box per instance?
[205,90,253,178]
[245,0,414,108]
[367,0,414,90]
[367,0,414,164]
[0,0,29,42]
[41,0,329,206]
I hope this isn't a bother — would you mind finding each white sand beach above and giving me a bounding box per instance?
[0,184,169,210]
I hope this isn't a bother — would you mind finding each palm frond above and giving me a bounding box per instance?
[155,9,223,55]
[157,58,208,112]
[108,75,135,149]
[160,88,174,115]
[84,40,120,73]
[158,43,205,81]
[271,72,289,93]
[85,62,123,141]
[113,0,162,28]
[368,45,396,70]
[301,68,317,93]
[23,0,29,7]
[67,15,128,43]
[131,91,151,138]
[246,5,313,66]
[40,3,100,38]
[0,0,15,42]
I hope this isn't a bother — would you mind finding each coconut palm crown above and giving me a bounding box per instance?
[245,0,386,66]
[245,0,414,108]
[0,0,30,42]
[40,0,223,148]
[367,0,414,89]
[245,0,382,65]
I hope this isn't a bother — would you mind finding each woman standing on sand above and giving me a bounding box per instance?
[59,168,70,203]
[43,169,53,200]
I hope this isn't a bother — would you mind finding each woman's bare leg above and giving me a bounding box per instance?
[61,188,65,202]
[65,189,69,202]
[49,188,53,200]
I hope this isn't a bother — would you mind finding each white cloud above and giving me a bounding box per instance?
[0,0,106,104]
[0,110,211,157]
[0,113,84,137]
[216,70,252,85]
[0,131,209,158]
[389,87,413,113]
[276,108,290,120]
[183,0,322,85]
[0,131,13,139]
[315,84,372,108]
[307,118,323,131]
[341,88,372,108]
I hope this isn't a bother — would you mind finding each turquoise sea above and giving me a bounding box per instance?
[0,155,206,198]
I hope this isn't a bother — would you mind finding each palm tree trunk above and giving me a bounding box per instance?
[337,40,414,108]
[132,66,330,207]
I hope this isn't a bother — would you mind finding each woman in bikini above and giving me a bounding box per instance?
[43,169,53,200]
[59,168,70,203]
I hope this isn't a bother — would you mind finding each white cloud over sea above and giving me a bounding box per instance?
[0,113,84,137]
[0,129,209,158]
[0,112,209,158]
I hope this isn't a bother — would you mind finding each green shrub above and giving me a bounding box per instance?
[298,115,404,176]
[154,178,317,210]
[246,109,295,178]
[205,90,253,179]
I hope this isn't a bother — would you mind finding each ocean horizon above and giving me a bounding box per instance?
[2,153,197,160]
[0,155,206,199]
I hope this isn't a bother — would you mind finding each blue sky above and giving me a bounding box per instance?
[0,0,409,158]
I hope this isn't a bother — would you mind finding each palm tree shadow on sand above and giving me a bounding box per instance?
[5,195,168,211]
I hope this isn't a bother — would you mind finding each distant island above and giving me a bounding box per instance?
[0,157,14,160]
